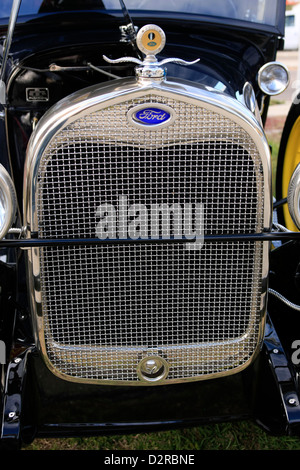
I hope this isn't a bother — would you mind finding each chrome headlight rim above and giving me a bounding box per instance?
[258,61,290,96]
[288,163,300,230]
[0,164,17,240]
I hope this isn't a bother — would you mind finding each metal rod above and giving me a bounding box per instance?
[269,288,300,312]
[0,231,300,248]
[0,0,22,105]
[0,0,22,81]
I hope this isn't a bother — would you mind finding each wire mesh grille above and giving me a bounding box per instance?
[36,94,265,383]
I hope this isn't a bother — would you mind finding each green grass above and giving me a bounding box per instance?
[24,421,300,450]
[269,100,284,106]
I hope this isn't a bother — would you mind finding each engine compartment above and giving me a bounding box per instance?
[5,43,137,206]
[7,43,137,108]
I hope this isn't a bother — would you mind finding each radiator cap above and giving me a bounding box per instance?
[103,24,199,80]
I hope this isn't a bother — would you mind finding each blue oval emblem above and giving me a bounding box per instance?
[134,107,171,126]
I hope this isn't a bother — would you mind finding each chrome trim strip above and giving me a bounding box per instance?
[287,163,300,230]
[0,164,17,239]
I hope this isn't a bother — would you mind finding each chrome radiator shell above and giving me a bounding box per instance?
[24,77,272,385]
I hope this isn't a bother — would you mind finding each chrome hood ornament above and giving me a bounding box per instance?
[103,24,199,80]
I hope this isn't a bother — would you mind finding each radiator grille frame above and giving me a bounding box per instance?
[24,79,271,385]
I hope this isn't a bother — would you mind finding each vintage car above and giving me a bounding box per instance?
[1,0,300,450]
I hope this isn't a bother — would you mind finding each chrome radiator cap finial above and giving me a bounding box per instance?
[103,24,200,80]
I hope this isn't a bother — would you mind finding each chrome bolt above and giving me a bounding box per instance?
[273,349,279,354]
[14,358,21,363]
[8,411,16,419]
[288,398,298,406]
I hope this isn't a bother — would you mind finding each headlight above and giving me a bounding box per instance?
[258,62,289,96]
[287,163,300,230]
[0,164,17,240]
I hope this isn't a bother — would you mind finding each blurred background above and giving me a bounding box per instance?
[265,0,300,159]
